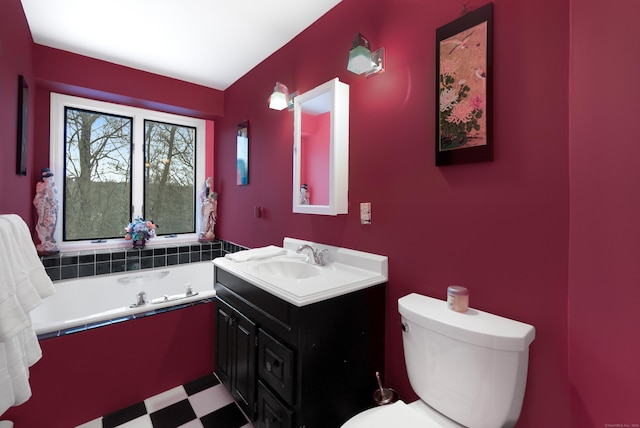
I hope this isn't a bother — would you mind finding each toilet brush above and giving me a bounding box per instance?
[373,371,395,405]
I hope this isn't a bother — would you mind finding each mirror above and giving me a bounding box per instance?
[293,78,349,215]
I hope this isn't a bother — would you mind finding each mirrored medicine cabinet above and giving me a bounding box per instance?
[293,78,349,215]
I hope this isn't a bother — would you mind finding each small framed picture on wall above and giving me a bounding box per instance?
[16,75,29,175]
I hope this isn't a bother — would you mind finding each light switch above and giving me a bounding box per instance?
[360,202,371,224]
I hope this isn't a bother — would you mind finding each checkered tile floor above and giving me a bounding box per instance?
[75,374,253,428]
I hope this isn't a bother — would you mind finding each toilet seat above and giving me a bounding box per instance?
[341,400,467,428]
[341,400,442,428]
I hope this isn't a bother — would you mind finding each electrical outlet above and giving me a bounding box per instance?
[360,202,371,224]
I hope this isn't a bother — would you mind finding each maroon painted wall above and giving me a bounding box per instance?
[3,303,215,427]
[0,0,35,223]
[215,0,572,426]
[568,0,640,426]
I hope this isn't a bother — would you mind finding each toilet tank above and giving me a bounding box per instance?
[398,293,535,428]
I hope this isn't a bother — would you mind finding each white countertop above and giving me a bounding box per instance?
[213,237,388,306]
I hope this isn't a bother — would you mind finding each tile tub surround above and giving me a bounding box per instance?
[40,240,249,281]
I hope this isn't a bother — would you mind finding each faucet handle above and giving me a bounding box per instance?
[185,283,193,296]
[136,291,147,305]
[315,248,329,266]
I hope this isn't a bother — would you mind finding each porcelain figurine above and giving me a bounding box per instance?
[33,168,59,255]
[199,177,217,241]
[299,183,310,205]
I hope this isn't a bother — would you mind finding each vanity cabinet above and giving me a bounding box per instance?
[214,266,385,428]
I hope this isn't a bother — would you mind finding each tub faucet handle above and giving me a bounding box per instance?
[185,283,193,296]
[136,291,147,306]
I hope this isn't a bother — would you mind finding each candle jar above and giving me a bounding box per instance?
[447,286,469,313]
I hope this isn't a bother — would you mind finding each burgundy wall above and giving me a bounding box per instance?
[215,0,571,426]
[0,0,35,223]
[568,0,640,426]
[3,303,215,427]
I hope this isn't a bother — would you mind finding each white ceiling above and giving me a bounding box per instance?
[20,0,341,91]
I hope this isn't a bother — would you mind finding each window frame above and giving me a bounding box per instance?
[50,93,206,252]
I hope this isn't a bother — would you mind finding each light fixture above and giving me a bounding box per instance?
[347,33,385,77]
[269,82,297,111]
[269,82,288,110]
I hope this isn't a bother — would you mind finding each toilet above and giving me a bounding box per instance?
[342,293,535,428]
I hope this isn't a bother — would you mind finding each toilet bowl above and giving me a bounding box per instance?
[341,293,535,428]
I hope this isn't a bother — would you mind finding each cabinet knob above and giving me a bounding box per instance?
[265,359,280,372]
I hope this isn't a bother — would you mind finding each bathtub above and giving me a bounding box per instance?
[31,261,216,338]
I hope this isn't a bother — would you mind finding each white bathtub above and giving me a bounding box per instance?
[31,261,216,337]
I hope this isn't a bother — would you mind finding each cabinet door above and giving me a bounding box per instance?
[215,298,258,420]
[231,308,257,418]
[214,300,234,388]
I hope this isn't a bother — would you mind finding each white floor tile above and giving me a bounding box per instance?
[177,419,204,428]
[74,417,102,428]
[144,385,188,413]
[188,384,236,418]
[117,414,154,428]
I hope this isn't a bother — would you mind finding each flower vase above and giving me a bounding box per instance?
[132,239,145,249]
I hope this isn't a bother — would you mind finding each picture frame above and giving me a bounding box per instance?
[436,2,493,166]
[16,75,29,175]
[236,120,249,185]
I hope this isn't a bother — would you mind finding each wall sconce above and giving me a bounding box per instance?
[347,33,385,77]
[269,82,297,111]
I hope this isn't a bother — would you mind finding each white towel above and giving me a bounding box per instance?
[1,215,55,299]
[0,222,43,316]
[0,233,31,342]
[0,214,55,417]
[225,245,286,262]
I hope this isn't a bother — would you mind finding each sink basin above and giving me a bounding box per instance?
[251,259,322,279]
[214,238,388,306]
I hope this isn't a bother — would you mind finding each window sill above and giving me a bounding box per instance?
[56,233,202,253]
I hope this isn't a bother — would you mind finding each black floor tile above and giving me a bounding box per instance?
[200,403,248,428]
[102,401,147,428]
[184,373,220,396]
[149,399,196,428]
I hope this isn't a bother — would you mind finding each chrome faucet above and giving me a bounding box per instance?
[296,245,328,266]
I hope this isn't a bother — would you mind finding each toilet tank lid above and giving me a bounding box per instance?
[398,293,535,352]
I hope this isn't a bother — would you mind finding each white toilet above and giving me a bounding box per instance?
[342,293,535,428]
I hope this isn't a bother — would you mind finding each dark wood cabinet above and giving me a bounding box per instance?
[214,267,386,427]
[215,297,257,419]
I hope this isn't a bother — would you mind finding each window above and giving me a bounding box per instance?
[50,94,206,250]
